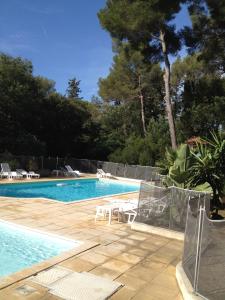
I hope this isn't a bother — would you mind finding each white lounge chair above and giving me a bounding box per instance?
[28,171,40,179]
[0,163,22,180]
[16,169,30,179]
[9,171,23,180]
[16,169,40,179]
[64,165,81,177]
[96,169,113,178]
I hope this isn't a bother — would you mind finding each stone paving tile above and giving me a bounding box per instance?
[78,251,109,265]
[148,252,179,265]
[118,238,140,246]
[140,259,167,272]
[152,270,180,291]
[115,252,142,265]
[89,266,122,280]
[0,281,49,300]
[127,247,151,257]
[116,273,147,291]
[59,257,95,272]
[110,286,136,300]
[127,265,158,282]
[138,240,164,251]
[102,259,132,273]
[132,282,180,300]
[93,243,127,257]
[113,230,129,237]
[127,233,147,241]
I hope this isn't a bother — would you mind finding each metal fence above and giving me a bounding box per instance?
[134,182,225,299]
[135,182,211,232]
[183,198,225,300]
[0,154,160,181]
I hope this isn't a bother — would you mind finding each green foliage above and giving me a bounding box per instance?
[0,54,104,159]
[171,55,225,138]
[183,0,225,73]
[163,144,193,188]
[98,0,184,56]
[66,77,82,100]
[162,132,225,211]
[190,132,225,209]
[98,44,164,136]
[0,152,20,170]
[98,0,186,148]
[158,147,177,175]
[108,117,170,165]
[27,159,39,171]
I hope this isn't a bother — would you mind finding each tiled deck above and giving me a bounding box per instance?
[0,178,183,299]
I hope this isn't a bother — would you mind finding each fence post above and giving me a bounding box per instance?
[193,204,205,293]
[56,156,58,169]
[123,164,126,178]
[134,165,138,179]
[169,186,173,230]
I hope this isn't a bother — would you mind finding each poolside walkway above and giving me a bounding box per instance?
[0,179,183,300]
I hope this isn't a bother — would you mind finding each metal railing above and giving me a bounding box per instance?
[183,199,225,299]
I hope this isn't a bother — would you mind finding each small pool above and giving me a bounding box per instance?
[0,179,139,202]
[0,221,79,277]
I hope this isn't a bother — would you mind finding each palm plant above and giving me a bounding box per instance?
[190,132,225,212]
[160,132,225,214]
[160,144,193,189]
[157,147,177,175]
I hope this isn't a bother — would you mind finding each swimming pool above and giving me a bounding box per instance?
[0,178,139,202]
[0,221,79,277]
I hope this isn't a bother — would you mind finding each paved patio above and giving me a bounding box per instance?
[0,178,183,299]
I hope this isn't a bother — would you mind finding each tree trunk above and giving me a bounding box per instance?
[160,30,177,149]
[138,75,147,137]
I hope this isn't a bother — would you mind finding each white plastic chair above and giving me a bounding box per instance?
[95,204,119,224]
[96,169,112,178]
[65,165,80,177]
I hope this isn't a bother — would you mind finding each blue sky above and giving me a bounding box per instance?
[0,0,191,100]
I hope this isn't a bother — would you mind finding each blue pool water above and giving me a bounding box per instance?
[0,221,78,277]
[0,179,139,202]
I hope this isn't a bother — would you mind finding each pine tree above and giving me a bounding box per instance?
[183,0,225,73]
[98,0,187,149]
[66,77,82,100]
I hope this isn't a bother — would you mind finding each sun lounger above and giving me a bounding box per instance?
[7,171,23,180]
[28,171,40,178]
[16,169,40,179]
[64,165,81,177]
[0,163,22,179]
[96,169,113,178]
[16,169,31,179]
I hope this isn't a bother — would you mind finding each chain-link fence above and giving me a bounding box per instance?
[0,154,160,181]
[135,182,211,232]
